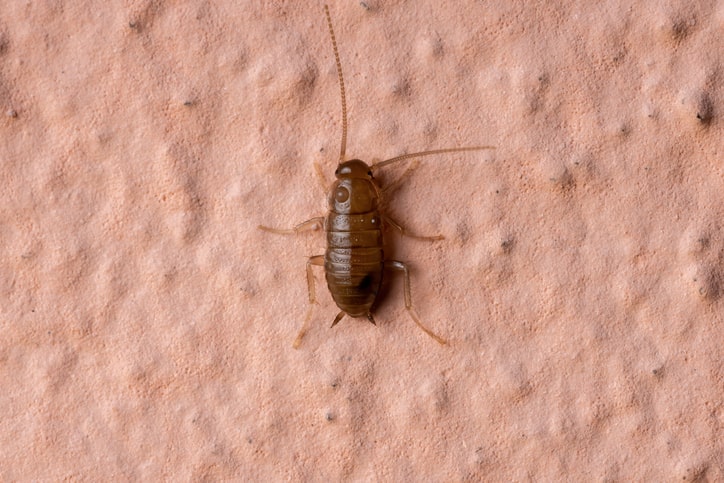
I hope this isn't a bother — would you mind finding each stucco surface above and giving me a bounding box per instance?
[1,1,722,480]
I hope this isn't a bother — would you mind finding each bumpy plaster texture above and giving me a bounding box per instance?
[0,1,722,480]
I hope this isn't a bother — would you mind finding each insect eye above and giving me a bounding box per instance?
[335,186,350,202]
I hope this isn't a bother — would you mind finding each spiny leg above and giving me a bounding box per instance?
[293,255,325,349]
[258,216,324,235]
[385,260,447,345]
[383,215,444,242]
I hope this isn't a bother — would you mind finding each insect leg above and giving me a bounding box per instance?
[381,160,420,195]
[306,255,324,304]
[385,260,447,345]
[314,162,330,191]
[383,215,444,241]
[293,255,325,349]
[258,216,324,235]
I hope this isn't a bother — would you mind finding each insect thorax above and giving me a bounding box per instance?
[329,177,379,214]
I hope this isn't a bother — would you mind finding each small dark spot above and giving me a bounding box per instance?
[392,78,412,98]
[129,21,140,30]
[183,100,194,107]
[6,109,17,118]
[247,437,252,444]
[501,237,515,253]
[670,18,693,42]
[612,49,627,65]
[359,0,377,10]
[325,411,334,421]
[456,222,471,245]
[696,265,722,301]
[695,93,713,124]
[550,167,575,192]
[357,273,373,291]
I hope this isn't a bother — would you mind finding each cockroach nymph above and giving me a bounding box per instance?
[259,5,494,348]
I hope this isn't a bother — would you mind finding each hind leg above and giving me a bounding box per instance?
[292,255,325,349]
[385,260,447,345]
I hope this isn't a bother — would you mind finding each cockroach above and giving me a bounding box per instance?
[259,5,494,348]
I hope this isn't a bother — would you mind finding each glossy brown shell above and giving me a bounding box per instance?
[324,160,383,318]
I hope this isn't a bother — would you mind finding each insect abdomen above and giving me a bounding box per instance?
[324,211,383,317]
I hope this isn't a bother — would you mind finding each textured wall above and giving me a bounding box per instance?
[1,1,722,480]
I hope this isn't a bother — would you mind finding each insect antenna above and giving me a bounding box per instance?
[371,146,496,170]
[324,4,348,163]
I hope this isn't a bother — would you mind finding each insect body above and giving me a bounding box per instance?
[325,160,383,323]
[259,6,494,348]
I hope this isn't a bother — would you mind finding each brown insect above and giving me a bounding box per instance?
[259,5,494,348]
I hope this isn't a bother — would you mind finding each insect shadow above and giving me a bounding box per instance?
[259,5,494,348]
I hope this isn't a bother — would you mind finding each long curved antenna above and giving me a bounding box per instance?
[324,5,348,163]
[371,146,495,170]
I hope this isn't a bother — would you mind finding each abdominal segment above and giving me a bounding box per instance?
[324,211,384,316]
